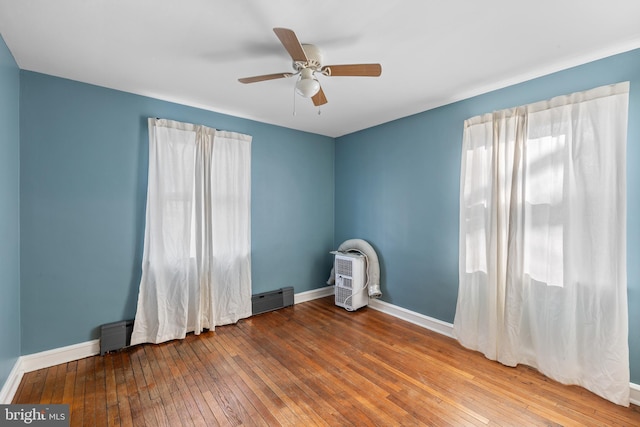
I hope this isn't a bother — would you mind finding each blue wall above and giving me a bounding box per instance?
[5,39,640,393]
[0,35,21,390]
[335,48,640,383]
[19,71,334,355]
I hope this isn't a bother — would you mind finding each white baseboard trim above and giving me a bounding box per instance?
[0,358,23,404]
[0,340,100,404]
[292,285,455,340]
[368,298,455,338]
[631,382,640,406]
[20,339,100,374]
[294,285,334,304]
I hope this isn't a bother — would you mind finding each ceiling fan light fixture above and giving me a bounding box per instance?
[295,77,320,98]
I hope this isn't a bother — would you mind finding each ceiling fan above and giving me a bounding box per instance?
[238,28,382,106]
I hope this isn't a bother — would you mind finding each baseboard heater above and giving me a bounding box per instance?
[98,289,293,354]
[252,287,294,315]
[100,319,134,355]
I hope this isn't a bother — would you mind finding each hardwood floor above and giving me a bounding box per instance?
[13,296,640,426]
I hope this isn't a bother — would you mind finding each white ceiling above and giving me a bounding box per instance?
[1,1,640,138]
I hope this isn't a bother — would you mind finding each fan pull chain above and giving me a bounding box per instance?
[292,84,297,116]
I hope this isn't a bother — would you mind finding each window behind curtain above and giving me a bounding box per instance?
[455,82,630,406]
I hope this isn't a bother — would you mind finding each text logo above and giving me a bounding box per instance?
[0,405,69,426]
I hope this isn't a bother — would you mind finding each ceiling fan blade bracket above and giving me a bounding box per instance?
[292,61,307,71]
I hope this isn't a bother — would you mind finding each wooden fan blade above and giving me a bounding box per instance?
[238,72,293,84]
[273,27,308,62]
[312,86,328,106]
[322,63,382,77]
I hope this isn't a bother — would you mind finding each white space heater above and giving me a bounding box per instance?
[334,252,368,311]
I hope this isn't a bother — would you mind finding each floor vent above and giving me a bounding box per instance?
[100,319,134,355]
[252,287,294,315]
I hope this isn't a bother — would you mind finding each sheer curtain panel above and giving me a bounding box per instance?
[131,118,252,345]
[454,83,630,405]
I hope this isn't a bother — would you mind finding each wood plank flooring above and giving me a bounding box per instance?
[13,296,640,426]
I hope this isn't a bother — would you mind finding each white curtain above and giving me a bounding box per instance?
[454,82,630,406]
[131,118,252,345]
